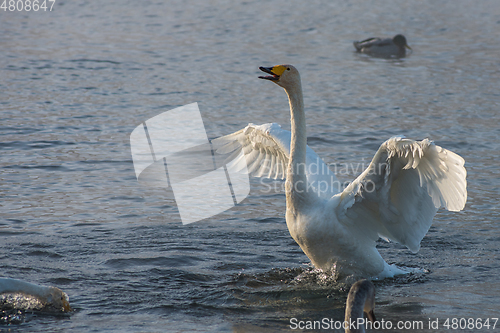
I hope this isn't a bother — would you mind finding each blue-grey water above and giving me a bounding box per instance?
[1,0,499,332]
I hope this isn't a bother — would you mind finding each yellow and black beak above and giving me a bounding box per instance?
[62,300,72,312]
[258,65,286,81]
[62,294,72,312]
[367,309,376,322]
[405,44,412,51]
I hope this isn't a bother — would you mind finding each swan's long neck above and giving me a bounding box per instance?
[345,297,367,333]
[284,81,309,210]
[345,281,375,333]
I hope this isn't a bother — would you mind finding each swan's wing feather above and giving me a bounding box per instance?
[213,123,289,179]
[337,136,467,252]
[213,123,340,198]
[353,37,382,50]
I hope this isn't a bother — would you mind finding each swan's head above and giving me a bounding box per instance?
[393,34,412,50]
[45,286,72,312]
[259,64,300,89]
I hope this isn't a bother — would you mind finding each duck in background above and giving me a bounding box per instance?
[354,34,412,58]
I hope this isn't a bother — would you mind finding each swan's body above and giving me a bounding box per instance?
[215,65,467,278]
[345,279,376,333]
[0,278,72,312]
[354,34,411,58]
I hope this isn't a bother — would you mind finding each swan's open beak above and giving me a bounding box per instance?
[367,309,376,322]
[258,65,285,81]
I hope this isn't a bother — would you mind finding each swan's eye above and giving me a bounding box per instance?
[287,68,290,71]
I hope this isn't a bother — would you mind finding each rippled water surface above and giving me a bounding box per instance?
[1,0,499,332]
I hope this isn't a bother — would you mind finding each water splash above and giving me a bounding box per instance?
[1,293,45,311]
[1,292,70,325]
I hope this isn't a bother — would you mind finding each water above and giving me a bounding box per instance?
[1,0,499,331]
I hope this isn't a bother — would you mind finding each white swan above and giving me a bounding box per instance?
[214,64,467,278]
[345,279,376,333]
[0,278,72,312]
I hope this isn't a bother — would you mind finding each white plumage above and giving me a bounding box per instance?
[0,278,72,312]
[214,122,339,199]
[216,65,467,278]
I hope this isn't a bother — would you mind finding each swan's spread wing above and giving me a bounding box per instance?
[213,123,339,198]
[337,136,467,252]
[213,123,289,179]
